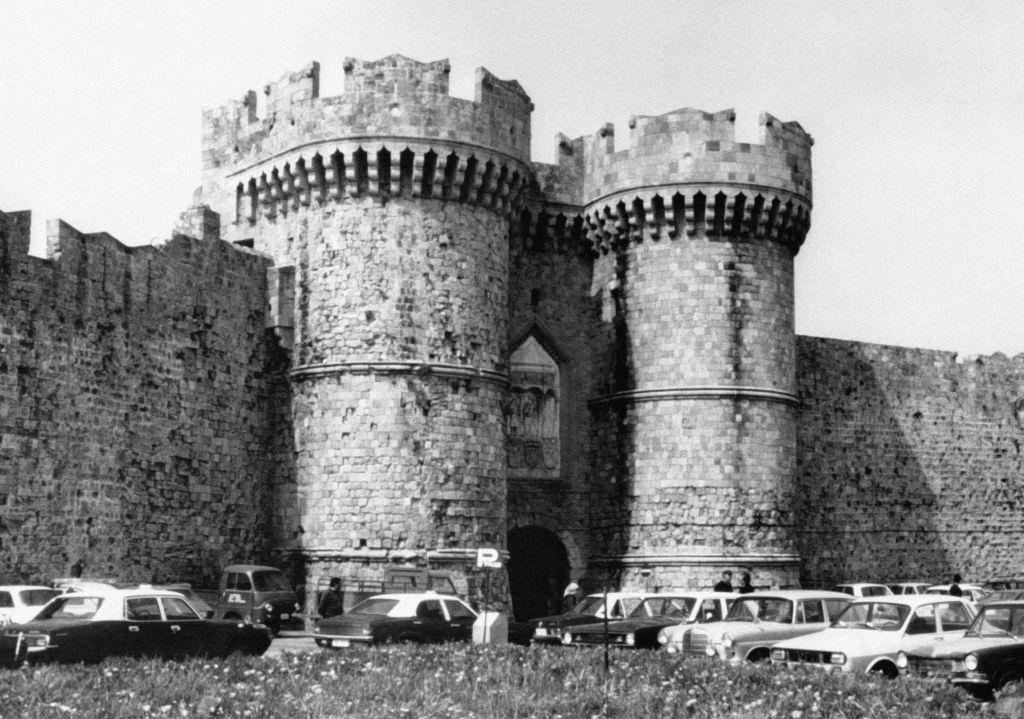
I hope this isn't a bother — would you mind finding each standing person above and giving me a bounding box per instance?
[317,577,345,618]
[738,572,755,594]
[949,574,963,597]
[561,581,581,613]
[713,570,734,593]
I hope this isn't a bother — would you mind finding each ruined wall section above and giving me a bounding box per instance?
[0,208,273,584]
[583,109,812,591]
[796,336,1024,586]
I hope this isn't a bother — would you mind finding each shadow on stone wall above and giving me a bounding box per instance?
[795,338,952,586]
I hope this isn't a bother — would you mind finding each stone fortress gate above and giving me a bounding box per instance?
[2,55,1023,620]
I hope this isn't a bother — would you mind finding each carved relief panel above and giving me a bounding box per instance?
[508,334,560,478]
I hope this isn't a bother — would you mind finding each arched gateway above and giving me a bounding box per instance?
[507,526,570,621]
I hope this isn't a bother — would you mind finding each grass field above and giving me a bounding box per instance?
[0,644,987,718]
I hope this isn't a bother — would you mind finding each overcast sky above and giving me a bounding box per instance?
[2,1,1022,356]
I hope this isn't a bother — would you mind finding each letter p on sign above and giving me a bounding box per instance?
[476,547,502,569]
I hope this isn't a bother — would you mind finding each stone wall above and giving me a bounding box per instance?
[795,336,1024,586]
[0,208,274,585]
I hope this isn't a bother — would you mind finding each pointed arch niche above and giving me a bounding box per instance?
[508,329,562,479]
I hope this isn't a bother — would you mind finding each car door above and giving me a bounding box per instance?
[936,601,973,639]
[124,596,173,657]
[442,599,477,642]
[413,599,447,642]
[218,572,255,621]
[159,596,206,658]
[903,603,942,653]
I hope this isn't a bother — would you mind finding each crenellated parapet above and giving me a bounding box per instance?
[579,108,813,255]
[201,56,534,224]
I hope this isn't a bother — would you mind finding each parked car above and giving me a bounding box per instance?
[925,585,989,603]
[979,589,1024,606]
[687,590,852,663]
[209,564,300,634]
[889,582,932,595]
[899,600,1024,699]
[0,586,62,626]
[561,592,734,649]
[313,592,481,647]
[0,587,271,666]
[771,594,975,678]
[529,592,648,645]
[832,583,892,598]
[983,579,1024,591]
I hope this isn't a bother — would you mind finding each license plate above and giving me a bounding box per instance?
[332,639,350,648]
[280,614,290,620]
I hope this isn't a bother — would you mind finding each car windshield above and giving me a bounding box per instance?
[832,602,910,630]
[35,596,103,620]
[251,571,291,592]
[966,606,1024,638]
[347,598,400,616]
[572,596,605,616]
[628,597,695,619]
[19,589,60,606]
[725,598,793,623]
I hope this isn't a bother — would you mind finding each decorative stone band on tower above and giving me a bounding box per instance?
[200,56,534,608]
[583,108,813,590]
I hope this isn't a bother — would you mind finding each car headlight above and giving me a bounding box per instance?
[771,648,786,661]
[896,651,908,669]
[657,629,669,646]
[25,634,49,648]
[562,632,572,645]
[294,602,301,612]
[625,633,635,647]
[964,654,978,671]
[830,652,846,665]
[262,602,274,613]
[721,632,734,649]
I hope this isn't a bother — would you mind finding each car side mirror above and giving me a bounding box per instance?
[205,610,214,619]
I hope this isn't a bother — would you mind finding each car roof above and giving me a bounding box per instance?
[834,583,887,587]
[734,590,852,600]
[57,588,190,600]
[979,601,1024,609]
[365,592,466,602]
[848,594,971,607]
[0,585,55,592]
[222,564,281,573]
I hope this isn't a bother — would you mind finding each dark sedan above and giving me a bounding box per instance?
[530,592,649,645]
[900,600,1024,699]
[0,588,271,666]
[314,593,479,647]
[562,593,733,649]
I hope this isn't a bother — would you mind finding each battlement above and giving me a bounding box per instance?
[582,107,812,205]
[202,56,533,182]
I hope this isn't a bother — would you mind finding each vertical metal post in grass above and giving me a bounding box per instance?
[603,586,610,674]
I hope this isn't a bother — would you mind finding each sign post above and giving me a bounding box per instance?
[475,548,502,644]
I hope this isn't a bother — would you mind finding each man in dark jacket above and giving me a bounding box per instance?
[317,577,345,618]
[713,570,734,593]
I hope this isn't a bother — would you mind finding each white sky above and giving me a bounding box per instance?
[1,0,1022,356]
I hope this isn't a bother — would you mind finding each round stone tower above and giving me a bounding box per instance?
[199,57,533,605]
[583,108,812,590]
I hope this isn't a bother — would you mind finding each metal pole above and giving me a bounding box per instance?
[603,585,610,674]
[483,568,490,644]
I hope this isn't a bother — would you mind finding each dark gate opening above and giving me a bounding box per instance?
[507,526,570,622]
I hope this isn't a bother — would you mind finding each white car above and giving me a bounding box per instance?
[889,582,931,595]
[831,583,892,597]
[926,584,988,603]
[0,586,61,626]
[771,594,976,678]
[686,590,852,663]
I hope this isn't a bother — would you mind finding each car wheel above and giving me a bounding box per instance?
[870,661,898,679]
[747,648,770,663]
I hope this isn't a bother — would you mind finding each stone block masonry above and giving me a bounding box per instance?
[4,53,1024,617]
[796,337,1024,586]
[0,207,276,585]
